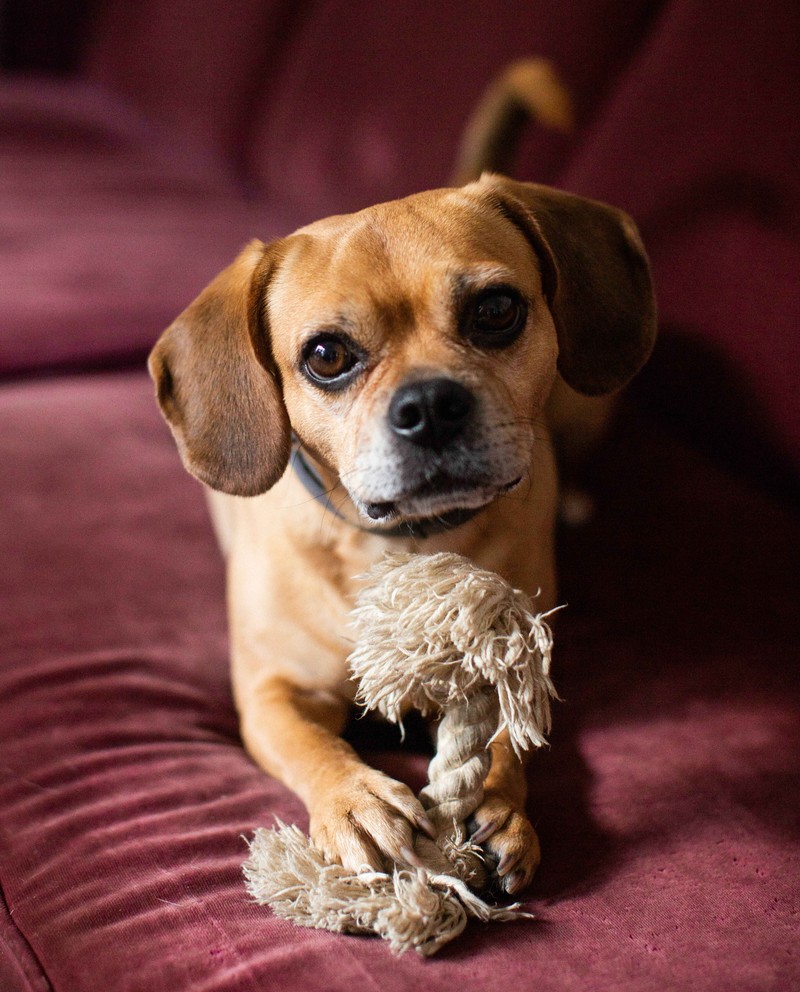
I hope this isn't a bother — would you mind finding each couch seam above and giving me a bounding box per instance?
[0,876,54,992]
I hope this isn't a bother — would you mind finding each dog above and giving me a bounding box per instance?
[148,61,656,896]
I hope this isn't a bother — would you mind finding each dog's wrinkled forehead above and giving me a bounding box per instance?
[266,188,540,342]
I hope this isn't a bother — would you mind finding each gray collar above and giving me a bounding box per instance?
[290,443,480,540]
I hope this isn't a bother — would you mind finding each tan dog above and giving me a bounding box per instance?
[149,67,656,896]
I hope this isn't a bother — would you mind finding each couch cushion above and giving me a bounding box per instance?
[0,79,296,376]
[0,371,797,989]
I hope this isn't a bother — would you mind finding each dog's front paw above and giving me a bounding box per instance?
[309,768,436,874]
[469,790,541,896]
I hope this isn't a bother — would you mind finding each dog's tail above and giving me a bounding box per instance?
[451,58,574,185]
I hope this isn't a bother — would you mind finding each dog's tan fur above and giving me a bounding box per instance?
[149,67,656,896]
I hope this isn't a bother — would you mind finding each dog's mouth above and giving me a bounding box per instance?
[358,473,523,527]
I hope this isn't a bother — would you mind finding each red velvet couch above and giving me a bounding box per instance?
[1,2,798,989]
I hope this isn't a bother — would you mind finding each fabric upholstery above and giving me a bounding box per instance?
[0,0,798,987]
[560,0,800,463]
[84,0,296,157]
[245,0,658,219]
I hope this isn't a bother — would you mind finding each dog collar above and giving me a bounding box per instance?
[290,443,480,540]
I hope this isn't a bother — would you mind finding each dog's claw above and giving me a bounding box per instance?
[469,791,541,896]
[417,814,438,840]
[400,844,425,868]
[470,820,499,845]
[504,869,527,895]
[496,850,520,877]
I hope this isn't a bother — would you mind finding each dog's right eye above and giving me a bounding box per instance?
[301,334,362,388]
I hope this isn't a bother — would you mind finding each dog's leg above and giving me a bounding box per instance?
[237,674,435,873]
[469,728,541,896]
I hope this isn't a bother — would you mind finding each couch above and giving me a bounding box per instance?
[1,2,798,989]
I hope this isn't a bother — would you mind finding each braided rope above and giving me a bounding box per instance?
[244,551,559,956]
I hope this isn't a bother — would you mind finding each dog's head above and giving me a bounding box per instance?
[149,176,656,526]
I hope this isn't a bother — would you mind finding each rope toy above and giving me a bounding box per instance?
[244,551,559,956]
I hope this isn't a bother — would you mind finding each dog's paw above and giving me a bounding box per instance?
[309,768,436,874]
[469,791,541,896]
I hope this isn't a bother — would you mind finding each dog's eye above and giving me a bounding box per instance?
[466,288,526,348]
[302,334,361,387]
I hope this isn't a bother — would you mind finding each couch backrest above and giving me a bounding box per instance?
[83,0,658,201]
[83,0,297,159]
[244,0,658,219]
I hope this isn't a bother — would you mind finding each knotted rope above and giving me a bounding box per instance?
[244,552,559,956]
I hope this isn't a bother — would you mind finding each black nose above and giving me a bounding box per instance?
[388,378,475,448]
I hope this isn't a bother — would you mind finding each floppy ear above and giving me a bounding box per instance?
[148,239,291,496]
[480,176,657,396]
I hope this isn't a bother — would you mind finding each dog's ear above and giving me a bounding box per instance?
[480,176,657,395]
[148,239,291,496]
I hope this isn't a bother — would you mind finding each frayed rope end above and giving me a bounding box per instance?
[243,823,532,957]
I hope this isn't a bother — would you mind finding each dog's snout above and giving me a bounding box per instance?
[388,378,475,448]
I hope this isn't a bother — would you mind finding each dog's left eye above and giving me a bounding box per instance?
[302,334,362,387]
[465,288,527,348]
